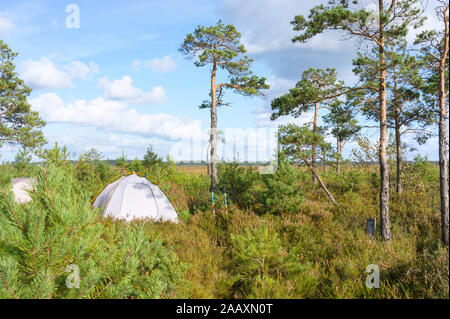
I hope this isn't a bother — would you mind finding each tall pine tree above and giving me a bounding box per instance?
[351,39,433,194]
[179,20,269,189]
[414,1,449,246]
[291,0,425,241]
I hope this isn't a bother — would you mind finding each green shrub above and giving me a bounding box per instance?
[183,173,211,214]
[127,157,143,173]
[0,166,185,299]
[13,148,32,174]
[178,210,192,223]
[218,163,261,209]
[402,155,439,193]
[229,223,316,298]
[40,142,71,167]
[0,158,446,299]
[219,158,305,216]
[258,158,305,215]
[95,161,116,183]
[0,164,12,187]
[328,169,366,193]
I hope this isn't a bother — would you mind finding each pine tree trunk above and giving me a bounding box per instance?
[378,0,391,241]
[394,79,403,194]
[438,90,449,246]
[312,102,319,184]
[304,158,338,206]
[322,149,326,173]
[210,62,218,188]
[336,136,341,174]
[438,14,449,246]
[395,118,402,194]
[206,144,211,177]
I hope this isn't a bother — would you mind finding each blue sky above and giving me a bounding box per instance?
[0,0,443,162]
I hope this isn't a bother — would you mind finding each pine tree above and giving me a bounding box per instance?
[323,101,360,174]
[179,20,269,189]
[82,148,104,163]
[291,0,425,240]
[0,40,46,152]
[278,123,337,205]
[271,68,348,182]
[128,157,143,173]
[115,151,128,172]
[351,39,433,193]
[230,223,315,298]
[143,145,162,168]
[414,1,449,245]
[40,142,71,167]
[13,147,33,174]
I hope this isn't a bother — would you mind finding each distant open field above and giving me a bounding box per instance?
[174,163,377,176]
[176,165,208,175]
[175,164,266,175]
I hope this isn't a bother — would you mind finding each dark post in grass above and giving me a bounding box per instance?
[366,218,377,237]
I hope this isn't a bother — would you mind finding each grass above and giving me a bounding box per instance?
[0,158,448,299]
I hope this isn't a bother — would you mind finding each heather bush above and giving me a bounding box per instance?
[327,169,367,194]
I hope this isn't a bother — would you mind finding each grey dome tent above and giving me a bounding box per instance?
[92,174,178,223]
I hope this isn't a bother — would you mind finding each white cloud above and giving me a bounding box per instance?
[133,56,177,74]
[0,13,13,36]
[98,75,167,104]
[19,57,73,89]
[143,55,177,74]
[267,76,296,96]
[29,92,197,140]
[50,132,164,159]
[218,0,345,55]
[19,58,100,89]
[250,76,314,128]
[216,0,357,87]
[405,0,446,43]
[63,61,99,80]
[253,109,314,128]
[28,92,278,162]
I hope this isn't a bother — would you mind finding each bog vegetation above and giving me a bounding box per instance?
[0,0,449,299]
[0,145,448,298]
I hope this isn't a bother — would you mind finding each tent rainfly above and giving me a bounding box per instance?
[12,178,35,204]
[92,174,178,223]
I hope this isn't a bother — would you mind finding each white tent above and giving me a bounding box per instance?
[92,174,178,223]
[12,178,35,204]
